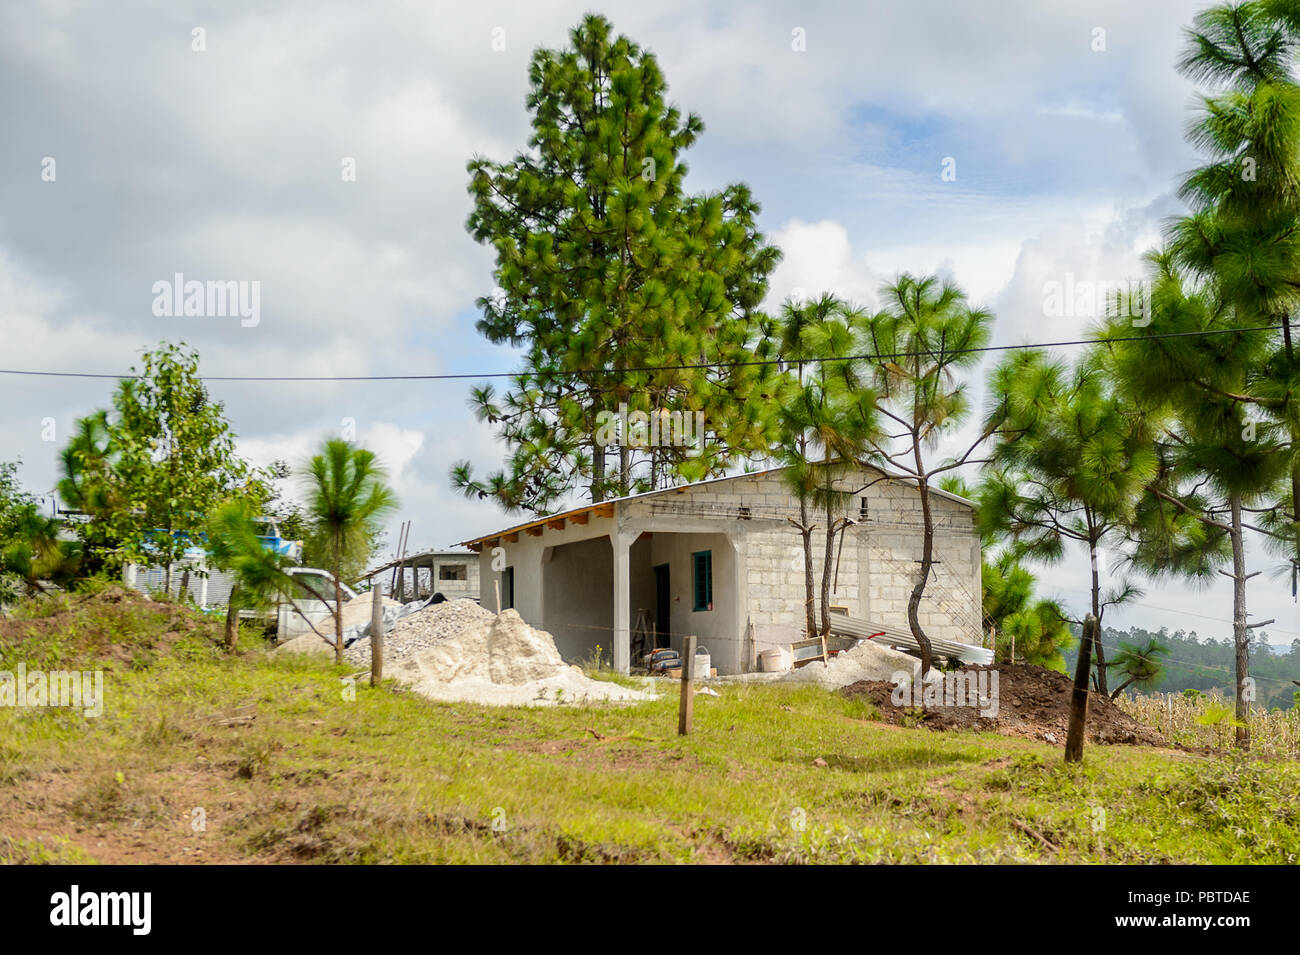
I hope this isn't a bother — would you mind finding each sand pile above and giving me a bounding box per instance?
[276,599,654,707]
[781,638,921,689]
[390,610,654,706]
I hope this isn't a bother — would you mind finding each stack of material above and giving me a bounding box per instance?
[643,648,680,674]
[781,639,921,689]
[827,614,993,665]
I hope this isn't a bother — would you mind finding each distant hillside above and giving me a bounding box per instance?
[1063,624,1300,711]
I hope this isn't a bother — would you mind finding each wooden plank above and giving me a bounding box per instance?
[678,634,696,735]
[593,503,614,519]
[525,526,543,537]
[370,583,384,687]
[571,511,589,525]
[546,517,566,530]
[503,532,518,543]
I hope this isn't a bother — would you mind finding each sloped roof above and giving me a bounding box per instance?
[459,464,973,549]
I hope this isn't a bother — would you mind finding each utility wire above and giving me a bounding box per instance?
[0,323,1282,383]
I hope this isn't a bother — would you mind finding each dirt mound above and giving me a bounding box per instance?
[0,586,210,665]
[842,662,1166,747]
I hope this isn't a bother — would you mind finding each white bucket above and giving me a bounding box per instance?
[759,648,790,672]
[693,647,711,678]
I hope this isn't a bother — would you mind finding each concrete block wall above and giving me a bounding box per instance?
[630,468,981,657]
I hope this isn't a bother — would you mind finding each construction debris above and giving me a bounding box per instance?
[780,638,921,689]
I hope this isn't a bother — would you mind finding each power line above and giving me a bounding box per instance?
[0,323,1282,384]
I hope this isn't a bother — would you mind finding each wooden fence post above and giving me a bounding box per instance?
[678,634,697,736]
[1065,614,1098,763]
[370,580,384,687]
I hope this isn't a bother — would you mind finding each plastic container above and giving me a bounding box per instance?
[759,648,791,672]
[694,647,711,677]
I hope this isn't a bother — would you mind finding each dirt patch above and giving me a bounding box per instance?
[505,730,700,772]
[841,663,1166,747]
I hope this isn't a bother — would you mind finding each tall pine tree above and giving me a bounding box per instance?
[454,14,781,513]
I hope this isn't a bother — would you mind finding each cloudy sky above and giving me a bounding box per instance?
[3,0,1295,648]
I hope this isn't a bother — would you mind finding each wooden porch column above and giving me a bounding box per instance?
[613,529,631,675]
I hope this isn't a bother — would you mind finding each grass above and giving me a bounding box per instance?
[2,589,1298,864]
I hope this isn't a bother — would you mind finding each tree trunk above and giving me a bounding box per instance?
[1087,536,1108,695]
[907,472,936,676]
[1229,496,1251,750]
[333,531,345,666]
[224,584,240,652]
[1064,614,1098,763]
[1109,677,1134,701]
[592,444,605,503]
[820,495,837,638]
[799,497,816,638]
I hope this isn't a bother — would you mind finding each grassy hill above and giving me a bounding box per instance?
[2,587,1298,864]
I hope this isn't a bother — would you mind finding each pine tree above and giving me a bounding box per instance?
[980,348,1156,692]
[858,274,998,675]
[767,295,879,638]
[1099,252,1287,748]
[455,13,781,513]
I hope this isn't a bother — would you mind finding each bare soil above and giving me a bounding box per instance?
[841,662,1166,747]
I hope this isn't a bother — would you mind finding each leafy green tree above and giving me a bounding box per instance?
[0,507,82,597]
[61,343,267,592]
[303,440,399,663]
[1099,253,1287,749]
[942,474,1074,671]
[980,349,1156,692]
[980,552,1074,671]
[1109,637,1169,700]
[205,498,329,653]
[56,411,124,575]
[454,13,781,513]
[0,461,80,600]
[857,274,998,674]
[1170,0,1300,586]
[767,295,879,638]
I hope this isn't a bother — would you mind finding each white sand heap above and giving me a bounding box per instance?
[390,609,653,706]
[780,638,921,689]
[277,599,653,707]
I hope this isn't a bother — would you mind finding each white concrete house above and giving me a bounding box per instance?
[367,549,480,602]
[461,466,982,675]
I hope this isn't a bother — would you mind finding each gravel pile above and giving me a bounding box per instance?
[342,598,495,666]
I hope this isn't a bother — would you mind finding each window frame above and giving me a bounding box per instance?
[691,550,713,612]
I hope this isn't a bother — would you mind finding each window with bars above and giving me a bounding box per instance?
[692,550,713,611]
